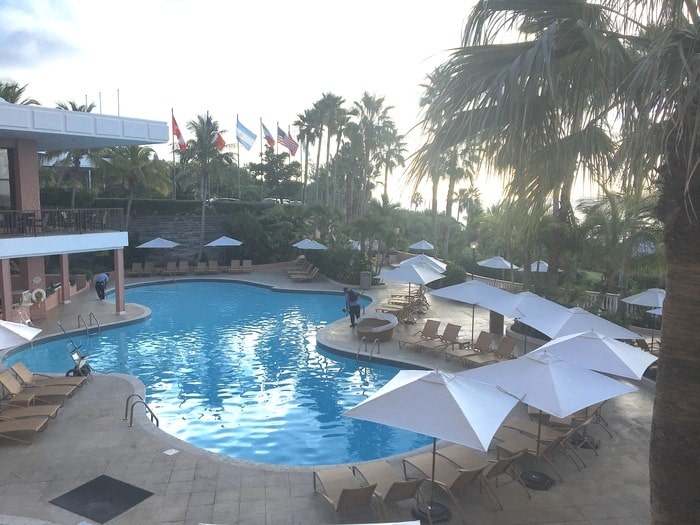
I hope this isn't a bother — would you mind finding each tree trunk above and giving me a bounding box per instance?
[443,174,456,260]
[649,155,700,524]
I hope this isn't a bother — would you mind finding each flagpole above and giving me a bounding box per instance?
[171,108,176,200]
[237,114,242,200]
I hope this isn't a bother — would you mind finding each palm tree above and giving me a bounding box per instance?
[375,125,407,202]
[456,185,482,226]
[293,108,317,204]
[419,2,700,521]
[0,81,39,105]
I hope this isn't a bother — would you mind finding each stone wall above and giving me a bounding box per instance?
[129,214,233,264]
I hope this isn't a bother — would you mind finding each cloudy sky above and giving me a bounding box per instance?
[2,0,521,206]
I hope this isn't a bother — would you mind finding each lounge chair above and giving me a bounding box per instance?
[225,260,241,273]
[142,261,157,276]
[414,323,466,354]
[0,416,50,445]
[290,267,319,282]
[443,331,494,365]
[193,262,208,275]
[241,259,253,272]
[207,261,220,274]
[11,362,87,388]
[126,262,143,277]
[436,443,529,510]
[0,403,60,420]
[351,461,424,519]
[402,450,487,525]
[0,370,77,406]
[161,261,177,275]
[176,261,190,275]
[395,319,441,349]
[313,466,378,520]
[463,336,517,367]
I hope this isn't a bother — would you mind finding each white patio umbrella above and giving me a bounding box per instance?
[622,287,666,308]
[517,260,562,273]
[648,307,663,316]
[408,239,434,252]
[460,352,636,453]
[136,237,180,249]
[344,369,520,521]
[377,262,445,296]
[477,255,520,270]
[0,320,42,350]
[541,307,641,340]
[292,238,328,250]
[428,280,514,345]
[205,235,243,247]
[398,253,447,273]
[528,330,658,380]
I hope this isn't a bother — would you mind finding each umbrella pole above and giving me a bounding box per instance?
[471,304,475,347]
[412,437,450,524]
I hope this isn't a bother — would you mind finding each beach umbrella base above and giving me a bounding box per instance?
[411,501,451,522]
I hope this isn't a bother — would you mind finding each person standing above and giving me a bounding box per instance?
[343,287,361,327]
[95,271,109,300]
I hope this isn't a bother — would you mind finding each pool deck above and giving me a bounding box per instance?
[0,264,653,524]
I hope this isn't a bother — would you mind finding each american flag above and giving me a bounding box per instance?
[277,127,299,156]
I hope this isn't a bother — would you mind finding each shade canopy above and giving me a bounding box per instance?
[344,369,520,452]
[0,320,42,351]
[460,352,636,419]
[398,254,447,273]
[136,237,180,249]
[517,260,562,273]
[543,307,641,340]
[622,288,666,308]
[205,236,243,247]
[477,255,520,270]
[376,262,445,286]
[292,238,328,250]
[482,291,568,323]
[528,330,658,380]
[428,280,513,306]
[408,240,434,251]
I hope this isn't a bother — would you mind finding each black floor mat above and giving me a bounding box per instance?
[50,474,153,523]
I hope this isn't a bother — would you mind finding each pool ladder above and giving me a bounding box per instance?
[77,312,100,336]
[355,337,381,363]
[124,394,159,428]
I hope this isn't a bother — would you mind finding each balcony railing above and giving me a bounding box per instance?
[0,208,124,237]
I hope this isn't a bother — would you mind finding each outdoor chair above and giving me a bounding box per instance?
[402,450,487,525]
[0,416,50,445]
[241,259,253,272]
[193,262,208,275]
[444,331,494,365]
[414,323,463,354]
[0,402,60,420]
[226,260,241,273]
[0,370,77,407]
[207,261,220,274]
[351,460,424,519]
[11,361,87,388]
[126,262,143,277]
[313,466,378,521]
[290,267,319,282]
[395,319,441,349]
[162,261,177,275]
[464,336,517,367]
[175,261,190,275]
[142,261,157,276]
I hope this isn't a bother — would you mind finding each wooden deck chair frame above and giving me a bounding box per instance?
[241,259,253,272]
[207,261,220,274]
[193,262,208,275]
[480,451,530,510]
[313,467,378,519]
[226,260,241,273]
[351,461,424,520]
[444,331,494,364]
[0,416,49,445]
[126,262,143,276]
[0,370,76,406]
[176,261,190,275]
[11,362,87,388]
[464,336,516,367]
[0,403,60,420]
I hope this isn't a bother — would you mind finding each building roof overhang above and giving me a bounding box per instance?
[0,101,168,150]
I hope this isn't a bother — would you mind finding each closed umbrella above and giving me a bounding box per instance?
[344,370,520,522]
[528,330,658,380]
[0,320,42,351]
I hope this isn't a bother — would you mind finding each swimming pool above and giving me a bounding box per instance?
[6,281,431,465]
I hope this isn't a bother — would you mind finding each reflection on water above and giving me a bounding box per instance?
[6,282,430,465]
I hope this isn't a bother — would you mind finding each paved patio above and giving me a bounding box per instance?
[0,264,653,524]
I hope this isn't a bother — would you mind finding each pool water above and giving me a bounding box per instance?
[6,281,431,465]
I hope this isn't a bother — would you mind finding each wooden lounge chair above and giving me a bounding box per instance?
[415,323,468,354]
[0,403,60,420]
[193,262,208,275]
[0,416,50,445]
[402,450,487,525]
[464,336,517,367]
[207,261,220,274]
[0,370,77,407]
[176,261,190,275]
[351,461,424,520]
[126,262,143,276]
[290,267,319,282]
[142,261,157,276]
[395,319,441,349]
[161,261,177,275]
[11,362,87,388]
[241,259,253,272]
[225,260,241,273]
[313,466,378,520]
[444,331,494,364]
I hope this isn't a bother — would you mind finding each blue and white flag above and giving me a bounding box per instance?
[236,118,257,151]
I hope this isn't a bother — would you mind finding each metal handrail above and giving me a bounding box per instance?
[88,312,101,334]
[124,394,159,427]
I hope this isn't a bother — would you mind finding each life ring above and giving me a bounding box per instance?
[31,288,46,303]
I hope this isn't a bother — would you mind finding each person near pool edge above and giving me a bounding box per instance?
[95,271,108,300]
[343,286,361,327]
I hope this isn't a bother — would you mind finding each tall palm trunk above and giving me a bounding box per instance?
[443,174,457,260]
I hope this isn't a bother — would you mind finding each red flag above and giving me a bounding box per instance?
[172,115,186,152]
[262,122,275,147]
[213,132,226,152]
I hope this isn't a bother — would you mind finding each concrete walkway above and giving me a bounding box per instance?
[0,264,653,524]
